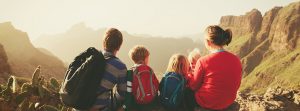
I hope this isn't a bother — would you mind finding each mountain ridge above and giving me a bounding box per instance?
[0,22,66,79]
[33,23,203,74]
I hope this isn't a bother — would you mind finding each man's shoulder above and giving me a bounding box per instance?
[107,58,127,70]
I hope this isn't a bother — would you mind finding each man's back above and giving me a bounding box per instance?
[91,51,127,110]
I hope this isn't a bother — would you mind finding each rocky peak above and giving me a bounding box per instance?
[256,7,282,42]
[269,2,300,51]
[220,9,263,37]
[0,22,34,56]
[66,22,95,36]
[240,7,283,76]
[0,22,15,31]
[0,22,66,79]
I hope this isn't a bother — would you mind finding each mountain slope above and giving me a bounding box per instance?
[33,23,203,74]
[0,22,66,79]
[0,43,11,83]
[220,1,300,94]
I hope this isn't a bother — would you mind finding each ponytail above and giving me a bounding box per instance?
[224,29,232,46]
[205,25,233,46]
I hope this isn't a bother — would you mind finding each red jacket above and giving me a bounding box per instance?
[188,51,242,110]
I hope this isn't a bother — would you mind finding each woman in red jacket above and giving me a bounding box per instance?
[188,25,242,110]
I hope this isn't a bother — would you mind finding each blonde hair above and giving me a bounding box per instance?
[166,54,189,75]
[129,45,150,64]
[188,48,201,63]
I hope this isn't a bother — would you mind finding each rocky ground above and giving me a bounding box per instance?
[226,87,300,111]
[141,87,300,111]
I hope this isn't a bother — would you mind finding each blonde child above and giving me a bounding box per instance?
[188,48,201,75]
[159,54,189,111]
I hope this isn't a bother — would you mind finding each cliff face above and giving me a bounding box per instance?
[256,7,282,42]
[220,9,263,37]
[269,2,300,51]
[219,2,300,94]
[0,22,66,79]
[0,43,11,83]
[220,9,263,58]
[241,7,282,76]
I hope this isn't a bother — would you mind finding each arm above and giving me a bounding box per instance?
[189,59,205,91]
[116,66,127,100]
[159,77,165,92]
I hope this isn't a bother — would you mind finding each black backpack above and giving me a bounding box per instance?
[59,47,106,110]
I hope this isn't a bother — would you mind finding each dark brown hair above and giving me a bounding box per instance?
[205,25,232,46]
[103,28,123,52]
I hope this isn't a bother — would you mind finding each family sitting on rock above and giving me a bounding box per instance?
[65,25,242,111]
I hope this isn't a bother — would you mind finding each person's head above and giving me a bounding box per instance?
[103,28,123,54]
[129,45,150,65]
[188,48,201,66]
[166,54,189,76]
[204,25,232,50]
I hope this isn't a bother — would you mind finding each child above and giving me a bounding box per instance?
[124,45,159,111]
[186,49,201,111]
[159,54,190,111]
[188,48,201,75]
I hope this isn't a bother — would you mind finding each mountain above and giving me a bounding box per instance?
[0,43,11,83]
[220,1,300,94]
[33,23,203,75]
[34,23,105,63]
[0,22,66,79]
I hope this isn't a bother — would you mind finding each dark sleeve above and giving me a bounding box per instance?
[159,77,165,93]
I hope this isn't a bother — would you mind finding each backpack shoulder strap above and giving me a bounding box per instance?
[169,74,185,104]
[162,72,179,96]
[132,66,146,100]
[148,67,155,95]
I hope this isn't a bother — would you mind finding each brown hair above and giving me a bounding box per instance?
[166,54,189,76]
[205,25,232,46]
[129,45,150,64]
[103,28,123,52]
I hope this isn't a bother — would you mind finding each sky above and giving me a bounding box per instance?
[0,0,297,40]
